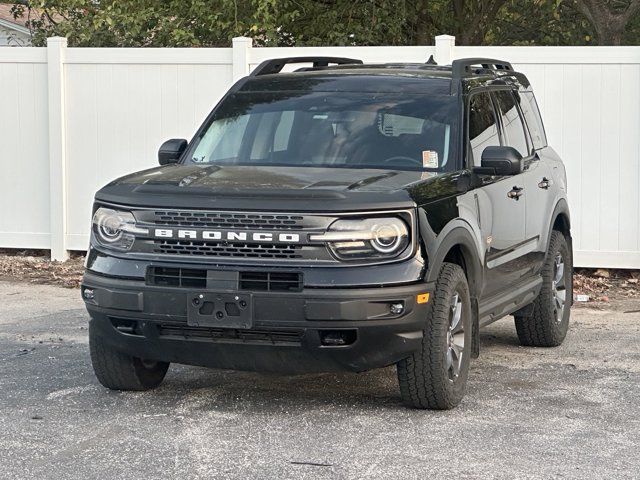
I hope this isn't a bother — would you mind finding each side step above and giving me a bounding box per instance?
[478,276,542,327]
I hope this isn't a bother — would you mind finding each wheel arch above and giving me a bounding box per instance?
[547,198,572,253]
[425,226,483,300]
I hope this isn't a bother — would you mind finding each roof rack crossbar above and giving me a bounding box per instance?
[250,56,363,77]
[451,58,514,78]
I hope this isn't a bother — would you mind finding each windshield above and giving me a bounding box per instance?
[187,91,459,172]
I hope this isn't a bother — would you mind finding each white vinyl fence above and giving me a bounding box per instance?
[1,36,639,268]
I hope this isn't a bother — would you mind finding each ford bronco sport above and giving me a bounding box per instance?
[82,56,572,409]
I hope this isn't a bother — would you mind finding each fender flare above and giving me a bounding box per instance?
[424,225,484,300]
[546,198,571,252]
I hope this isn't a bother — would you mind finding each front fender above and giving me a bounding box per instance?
[419,211,484,299]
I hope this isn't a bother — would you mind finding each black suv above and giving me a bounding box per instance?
[82,57,572,409]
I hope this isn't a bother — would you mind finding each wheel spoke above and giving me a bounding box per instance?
[554,256,564,284]
[555,288,566,310]
[450,293,459,312]
[452,331,465,350]
[450,295,462,332]
[450,344,462,377]
[446,347,453,370]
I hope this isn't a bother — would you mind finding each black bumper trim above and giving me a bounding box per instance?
[83,271,434,373]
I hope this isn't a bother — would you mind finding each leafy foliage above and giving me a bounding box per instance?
[11,0,292,47]
[8,0,640,46]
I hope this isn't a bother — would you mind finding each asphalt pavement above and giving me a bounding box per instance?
[0,280,638,479]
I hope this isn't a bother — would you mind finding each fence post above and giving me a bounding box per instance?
[435,34,455,65]
[232,36,253,81]
[46,37,69,261]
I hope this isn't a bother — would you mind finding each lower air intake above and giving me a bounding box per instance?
[146,267,207,288]
[239,271,303,292]
[157,324,303,345]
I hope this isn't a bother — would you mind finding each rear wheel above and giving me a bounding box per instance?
[89,322,169,391]
[514,230,572,347]
[397,263,472,410]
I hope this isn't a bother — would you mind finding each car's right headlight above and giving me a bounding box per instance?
[310,217,410,261]
[92,207,148,251]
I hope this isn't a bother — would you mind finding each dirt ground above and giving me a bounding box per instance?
[0,249,85,288]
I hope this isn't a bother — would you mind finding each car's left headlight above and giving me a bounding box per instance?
[92,207,148,251]
[310,217,410,261]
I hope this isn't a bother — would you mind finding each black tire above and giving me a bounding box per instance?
[397,263,472,410]
[89,322,169,391]
[515,230,572,347]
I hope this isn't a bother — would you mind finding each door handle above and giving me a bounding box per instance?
[538,177,551,189]
[507,186,523,200]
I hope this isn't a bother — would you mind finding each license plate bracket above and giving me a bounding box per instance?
[186,292,253,329]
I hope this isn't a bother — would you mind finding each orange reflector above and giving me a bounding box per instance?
[416,293,430,304]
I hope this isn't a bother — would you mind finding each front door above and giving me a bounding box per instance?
[467,90,529,298]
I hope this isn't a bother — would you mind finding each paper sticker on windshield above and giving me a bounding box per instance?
[422,150,439,169]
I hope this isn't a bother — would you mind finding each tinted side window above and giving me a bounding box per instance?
[468,92,500,167]
[517,90,547,150]
[493,90,530,157]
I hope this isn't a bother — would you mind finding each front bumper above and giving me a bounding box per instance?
[82,270,433,373]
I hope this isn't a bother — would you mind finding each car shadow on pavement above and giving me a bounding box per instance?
[478,321,522,349]
[150,364,406,412]
[97,323,525,413]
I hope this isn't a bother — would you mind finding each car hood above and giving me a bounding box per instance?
[95,164,437,212]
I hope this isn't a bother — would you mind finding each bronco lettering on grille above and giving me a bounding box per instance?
[153,228,301,243]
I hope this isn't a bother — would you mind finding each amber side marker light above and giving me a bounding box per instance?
[417,293,430,304]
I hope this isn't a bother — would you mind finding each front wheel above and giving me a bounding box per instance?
[397,263,472,410]
[89,322,169,391]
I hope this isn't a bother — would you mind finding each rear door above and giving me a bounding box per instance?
[467,91,528,298]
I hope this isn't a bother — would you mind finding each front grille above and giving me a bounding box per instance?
[129,208,339,263]
[154,211,304,230]
[157,324,303,345]
[154,240,303,259]
[239,271,303,292]
[147,266,207,288]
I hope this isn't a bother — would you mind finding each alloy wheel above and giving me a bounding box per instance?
[551,253,567,322]
[446,291,465,381]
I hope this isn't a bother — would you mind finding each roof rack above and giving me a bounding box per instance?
[250,56,363,77]
[451,58,513,78]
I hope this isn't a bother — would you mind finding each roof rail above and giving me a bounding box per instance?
[451,58,513,78]
[250,56,363,77]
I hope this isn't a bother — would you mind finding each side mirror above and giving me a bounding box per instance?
[474,146,523,176]
[158,139,187,165]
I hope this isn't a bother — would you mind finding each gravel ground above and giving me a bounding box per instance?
[0,280,638,479]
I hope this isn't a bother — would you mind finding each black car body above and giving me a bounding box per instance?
[83,57,572,409]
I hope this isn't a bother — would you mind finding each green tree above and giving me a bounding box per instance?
[278,0,513,46]
[490,0,595,45]
[11,0,293,47]
[8,0,640,47]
